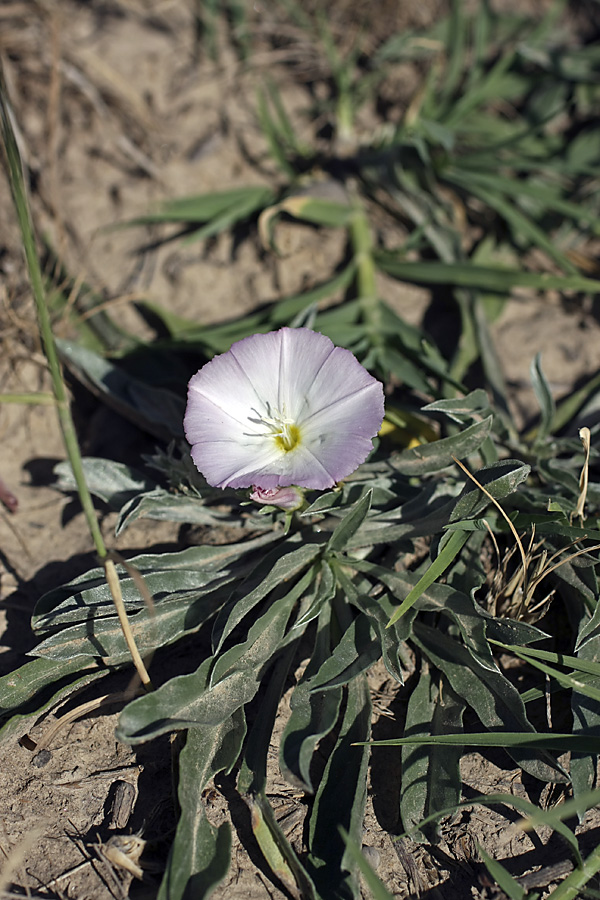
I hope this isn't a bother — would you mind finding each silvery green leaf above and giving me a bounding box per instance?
[54,458,155,509]
[116,488,237,534]
[117,588,294,744]
[530,353,556,443]
[306,676,371,900]
[391,417,493,476]
[414,623,567,783]
[157,713,245,900]
[449,459,530,523]
[33,533,279,632]
[57,339,185,439]
[280,605,343,792]
[211,539,322,654]
[422,389,492,423]
[326,490,372,553]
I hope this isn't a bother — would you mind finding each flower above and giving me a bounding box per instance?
[184,327,384,490]
[249,485,305,511]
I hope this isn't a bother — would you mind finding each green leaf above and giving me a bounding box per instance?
[545,843,600,900]
[0,657,107,744]
[413,623,567,782]
[307,676,371,900]
[477,846,526,900]
[131,185,274,224]
[308,615,380,693]
[370,731,600,753]
[57,340,184,440]
[575,595,600,653]
[34,535,278,631]
[32,583,230,664]
[294,559,337,630]
[449,459,531,523]
[279,605,344,791]
[236,643,319,899]
[391,417,493,476]
[447,175,578,273]
[54,458,155,508]
[281,195,353,228]
[375,253,600,294]
[386,529,470,628]
[400,665,464,843]
[326,490,373,553]
[246,793,317,900]
[340,829,394,900]
[530,353,556,443]
[525,784,600,832]
[116,587,295,743]
[157,711,245,900]
[211,540,321,654]
[423,389,492,423]
[394,789,583,869]
[116,489,233,534]
[181,187,274,245]
[497,643,600,704]
[571,632,600,805]
[269,262,357,326]
[347,588,414,683]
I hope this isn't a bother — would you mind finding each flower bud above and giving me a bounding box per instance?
[249,485,305,511]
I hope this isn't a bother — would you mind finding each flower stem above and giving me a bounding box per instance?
[0,393,56,405]
[349,196,382,346]
[0,69,152,691]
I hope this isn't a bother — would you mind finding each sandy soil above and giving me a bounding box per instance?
[1,2,600,898]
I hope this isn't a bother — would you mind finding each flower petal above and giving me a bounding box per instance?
[190,437,284,489]
[301,346,384,428]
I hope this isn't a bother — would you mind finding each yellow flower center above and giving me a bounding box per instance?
[274,422,301,453]
[249,405,301,454]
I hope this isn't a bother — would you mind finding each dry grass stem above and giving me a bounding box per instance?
[573,426,591,524]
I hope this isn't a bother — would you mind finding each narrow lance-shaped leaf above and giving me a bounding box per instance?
[280,604,344,792]
[0,657,107,745]
[211,541,322,655]
[387,529,470,628]
[237,647,318,900]
[34,534,279,631]
[57,340,185,440]
[306,675,371,900]
[414,623,567,783]
[32,582,232,664]
[326,490,373,553]
[375,253,600,295]
[157,709,246,900]
[530,353,556,443]
[448,459,530,523]
[116,586,296,744]
[129,185,275,224]
[391,417,493,476]
[54,458,155,508]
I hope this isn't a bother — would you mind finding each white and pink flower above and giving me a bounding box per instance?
[184,327,384,492]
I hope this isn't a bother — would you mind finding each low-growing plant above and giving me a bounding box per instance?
[2,2,600,898]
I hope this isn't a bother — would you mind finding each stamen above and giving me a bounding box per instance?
[246,406,301,452]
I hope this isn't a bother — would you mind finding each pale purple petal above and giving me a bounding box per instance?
[302,346,384,423]
[185,344,273,440]
[275,328,336,419]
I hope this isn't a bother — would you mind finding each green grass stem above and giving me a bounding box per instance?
[0,68,151,690]
[349,197,382,345]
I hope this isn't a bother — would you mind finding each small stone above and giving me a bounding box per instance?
[32,749,52,768]
[362,845,381,870]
